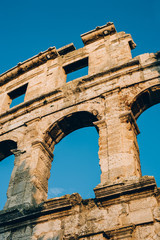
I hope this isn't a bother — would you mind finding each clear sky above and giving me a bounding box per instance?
[0,0,160,209]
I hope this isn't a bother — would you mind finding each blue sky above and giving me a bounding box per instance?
[0,0,160,209]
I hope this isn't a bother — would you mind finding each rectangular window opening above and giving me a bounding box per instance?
[63,57,88,82]
[8,84,28,108]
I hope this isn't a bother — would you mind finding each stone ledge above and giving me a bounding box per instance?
[0,47,58,85]
[58,43,76,56]
[0,193,82,231]
[81,22,116,45]
[64,225,135,239]
[105,225,135,239]
[44,193,82,210]
[94,176,157,200]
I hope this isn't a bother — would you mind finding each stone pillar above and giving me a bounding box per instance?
[94,92,141,186]
[106,111,141,184]
[99,112,140,186]
[2,118,54,210]
[24,141,53,205]
[119,111,141,178]
[4,149,27,209]
[4,140,53,209]
[93,119,109,184]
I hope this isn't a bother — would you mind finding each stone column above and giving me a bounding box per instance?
[105,110,141,184]
[23,140,53,205]
[119,111,141,178]
[4,117,54,209]
[4,141,53,209]
[93,119,109,184]
[96,111,141,186]
[4,148,27,209]
[94,90,141,186]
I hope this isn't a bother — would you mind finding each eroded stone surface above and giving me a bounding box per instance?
[0,22,160,239]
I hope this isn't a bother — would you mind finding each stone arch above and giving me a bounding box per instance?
[130,84,160,119]
[0,140,17,161]
[44,110,100,198]
[44,111,99,151]
[0,140,17,209]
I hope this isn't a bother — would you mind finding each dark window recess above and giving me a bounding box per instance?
[8,84,28,108]
[63,58,88,82]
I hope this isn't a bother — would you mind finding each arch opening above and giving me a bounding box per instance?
[48,127,100,199]
[46,111,100,199]
[131,86,160,186]
[0,140,17,210]
[131,85,160,119]
[0,140,17,161]
[137,103,160,187]
[45,111,99,149]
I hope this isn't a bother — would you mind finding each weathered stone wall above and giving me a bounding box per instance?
[0,22,160,239]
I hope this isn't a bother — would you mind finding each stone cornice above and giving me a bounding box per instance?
[94,176,157,201]
[0,47,59,85]
[81,22,116,45]
[105,225,135,239]
[0,193,82,233]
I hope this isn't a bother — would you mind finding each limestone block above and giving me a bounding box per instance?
[12,180,27,195]
[135,224,160,240]
[129,197,157,212]
[153,207,160,221]
[0,232,11,240]
[129,208,153,225]
[11,226,32,240]
[155,222,160,237]
[33,220,61,236]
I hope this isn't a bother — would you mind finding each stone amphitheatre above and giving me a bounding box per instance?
[0,22,160,239]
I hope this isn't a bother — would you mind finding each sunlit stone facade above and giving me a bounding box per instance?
[0,23,160,239]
